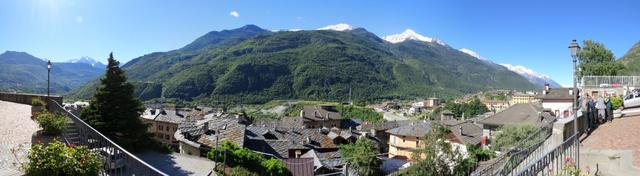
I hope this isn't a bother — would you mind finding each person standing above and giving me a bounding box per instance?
[605,94,612,122]
[579,93,590,132]
[588,96,597,129]
[596,95,606,124]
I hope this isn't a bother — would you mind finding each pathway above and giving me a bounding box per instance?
[580,115,640,175]
[0,100,39,176]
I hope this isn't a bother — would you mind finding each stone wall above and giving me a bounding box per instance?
[0,92,63,107]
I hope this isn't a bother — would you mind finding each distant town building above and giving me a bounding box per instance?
[174,117,245,157]
[510,92,537,105]
[480,99,511,113]
[424,98,441,108]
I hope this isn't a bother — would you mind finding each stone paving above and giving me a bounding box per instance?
[581,115,640,168]
[0,100,39,175]
[136,151,216,176]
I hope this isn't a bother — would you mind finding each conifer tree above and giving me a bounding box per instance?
[81,53,150,150]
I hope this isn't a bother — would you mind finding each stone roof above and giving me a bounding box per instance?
[448,121,483,145]
[155,110,187,124]
[478,103,556,127]
[386,121,432,137]
[175,117,245,148]
[302,105,342,121]
[197,118,246,148]
[537,88,573,100]
[244,125,338,159]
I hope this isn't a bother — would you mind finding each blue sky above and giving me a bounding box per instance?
[1,0,639,87]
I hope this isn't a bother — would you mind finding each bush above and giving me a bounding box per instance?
[23,140,103,176]
[35,112,68,135]
[32,98,46,107]
[611,96,622,110]
[208,141,291,176]
[230,167,259,176]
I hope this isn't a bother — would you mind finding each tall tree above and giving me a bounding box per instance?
[577,40,625,78]
[339,138,382,176]
[81,53,150,150]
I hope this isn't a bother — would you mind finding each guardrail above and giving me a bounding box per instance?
[515,134,579,176]
[581,76,640,88]
[473,121,554,176]
[48,99,168,176]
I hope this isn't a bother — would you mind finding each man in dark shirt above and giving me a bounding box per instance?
[587,97,597,128]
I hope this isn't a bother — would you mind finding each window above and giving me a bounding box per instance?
[166,126,170,131]
[159,125,164,131]
[416,141,419,146]
[165,134,170,140]
[157,133,162,138]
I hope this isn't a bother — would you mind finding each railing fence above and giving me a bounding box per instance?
[49,100,167,176]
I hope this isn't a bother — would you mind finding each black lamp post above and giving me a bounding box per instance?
[569,39,581,167]
[47,60,52,105]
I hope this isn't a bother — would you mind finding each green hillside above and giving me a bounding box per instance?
[619,41,640,74]
[70,25,536,104]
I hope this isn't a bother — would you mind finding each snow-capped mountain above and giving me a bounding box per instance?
[459,48,488,61]
[383,29,446,45]
[317,23,356,31]
[500,64,561,88]
[67,56,105,68]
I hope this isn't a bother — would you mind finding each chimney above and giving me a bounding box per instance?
[305,137,311,144]
[150,109,156,115]
[459,126,463,136]
[544,83,550,94]
[300,110,305,118]
[539,112,543,122]
[203,121,210,132]
[569,89,574,96]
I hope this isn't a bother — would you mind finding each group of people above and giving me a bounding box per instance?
[579,93,615,132]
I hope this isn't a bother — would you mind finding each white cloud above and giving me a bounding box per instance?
[75,16,83,23]
[229,11,240,18]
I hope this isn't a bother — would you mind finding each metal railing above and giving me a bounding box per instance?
[515,134,579,176]
[473,122,554,176]
[49,100,168,176]
[581,76,640,88]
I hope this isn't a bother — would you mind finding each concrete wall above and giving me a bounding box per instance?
[0,92,63,107]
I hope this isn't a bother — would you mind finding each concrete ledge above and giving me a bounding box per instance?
[580,149,640,175]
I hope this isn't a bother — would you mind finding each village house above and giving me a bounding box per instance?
[386,120,431,160]
[300,105,342,128]
[477,103,556,142]
[536,84,575,118]
[174,115,246,157]
[141,108,187,148]
[441,120,484,156]
[424,98,441,108]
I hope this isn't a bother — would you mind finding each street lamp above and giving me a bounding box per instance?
[569,39,581,167]
[47,60,52,105]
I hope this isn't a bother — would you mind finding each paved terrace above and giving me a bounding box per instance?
[580,114,640,175]
[0,100,38,176]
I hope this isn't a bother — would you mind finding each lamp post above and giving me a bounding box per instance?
[569,39,581,167]
[47,60,52,106]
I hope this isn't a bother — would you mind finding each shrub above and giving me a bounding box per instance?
[208,141,291,176]
[32,98,46,107]
[230,167,259,176]
[35,112,68,135]
[23,140,103,176]
[611,96,622,110]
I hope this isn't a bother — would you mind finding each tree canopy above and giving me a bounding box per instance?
[491,124,538,151]
[339,138,382,176]
[577,40,625,78]
[80,53,151,150]
[444,97,488,119]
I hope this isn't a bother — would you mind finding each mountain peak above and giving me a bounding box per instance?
[383,29,446,45]
[317,23,356,31]
[67,56,105,67]
[500,63,560,88]
[459,48,488,61]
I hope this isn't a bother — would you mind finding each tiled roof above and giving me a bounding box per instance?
[283,158,315,176]
[197,118,246,148]
[448,121,483,145]
[478,103,556,126]
[245,125,338,159]
[386,121,432,137]
[302,105,341,121]
[537,88,573,100]
[155,110,187,124]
